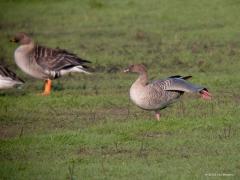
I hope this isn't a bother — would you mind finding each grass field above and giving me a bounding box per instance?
[0,0,240,179]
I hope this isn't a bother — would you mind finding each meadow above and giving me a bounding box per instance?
[0,0,240,179]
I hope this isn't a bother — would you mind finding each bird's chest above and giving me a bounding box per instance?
[14,47,46,79]
[14,48,30,71]
[130,84,147,108]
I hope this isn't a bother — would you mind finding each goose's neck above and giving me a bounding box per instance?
[26,41,35,53]
[17,41,35,54]
[135,72,148,86]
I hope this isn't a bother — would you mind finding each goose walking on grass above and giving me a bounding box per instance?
[10,32,91,95]
[0,64,24,89]
[124,64,212,120]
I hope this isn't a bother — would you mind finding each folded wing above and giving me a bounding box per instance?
[34,45,91,72]
[0,65,24,83]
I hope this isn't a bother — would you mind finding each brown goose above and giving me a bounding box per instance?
[0,64,24,89]
[124,64,211,120]
[10,32,91,95]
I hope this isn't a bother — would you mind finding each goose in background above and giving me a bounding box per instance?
[124,64,211,120]
[0,64,24,89]
[10,32,91,95]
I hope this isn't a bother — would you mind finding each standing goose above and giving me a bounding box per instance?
[0,64,24,89]
[10,32,91,95]
[124,64,211,120]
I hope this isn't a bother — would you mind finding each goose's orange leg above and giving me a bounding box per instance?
[155,111,160,121]
[42,79,52,96]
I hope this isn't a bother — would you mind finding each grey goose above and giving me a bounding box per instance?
[0,64,24,89]
[11,32,91,95]
[124,64,212,120]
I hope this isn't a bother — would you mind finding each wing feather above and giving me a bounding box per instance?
[0,65,24,83]
[34,45,91,71]
[160,78,203,93]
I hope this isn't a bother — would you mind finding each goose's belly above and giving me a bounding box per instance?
[130,86,180,110]
[14,50,48,79]
[130,86,162,110]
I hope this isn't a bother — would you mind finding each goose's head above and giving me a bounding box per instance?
[123,64,147,74]
[10,32,32,45]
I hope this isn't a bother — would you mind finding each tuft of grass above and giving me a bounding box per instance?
[89,0,105,9]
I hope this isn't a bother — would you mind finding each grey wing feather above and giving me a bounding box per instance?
[147,76,206,109]
[149,79,182,108]
[163,78,204,93]
[34,45,91,71]
[168,75,192,80]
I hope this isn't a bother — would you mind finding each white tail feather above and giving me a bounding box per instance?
[0,78,23,89]
[60,66,91,76]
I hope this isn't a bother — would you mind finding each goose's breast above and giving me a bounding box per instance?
[14,47,47,79]
[130,85,144,106]
[130,85,162,110]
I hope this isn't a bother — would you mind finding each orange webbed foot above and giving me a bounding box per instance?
[42,79,52,96]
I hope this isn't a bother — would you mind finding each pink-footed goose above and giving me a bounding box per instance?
[10,32,91,95]
[124,64,212,120]
[0,64,24,89]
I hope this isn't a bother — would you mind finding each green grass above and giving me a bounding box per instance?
[0,0,240,179]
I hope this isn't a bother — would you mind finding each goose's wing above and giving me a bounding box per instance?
[150,75,206,93]
[0,65,24,83]
[159,77,206,93]
[168,75,192,80]
[34,45,91,71]
[150,76,211,100]
[147,78,182,108]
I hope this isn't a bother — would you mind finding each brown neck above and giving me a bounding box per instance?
[22,41,35,53]
[136,71,148,86]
